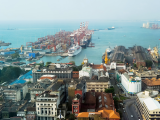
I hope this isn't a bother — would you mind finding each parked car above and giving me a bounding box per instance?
[131,115,133,117]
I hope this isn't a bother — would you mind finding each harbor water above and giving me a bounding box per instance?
[0,20,160,65]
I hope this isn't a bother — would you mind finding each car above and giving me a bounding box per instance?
[123,108,125,110]
[131,115,133,117]
[138,117,140,120]
[124,111,125,112]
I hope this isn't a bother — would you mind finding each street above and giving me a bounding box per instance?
[109,74,141,120]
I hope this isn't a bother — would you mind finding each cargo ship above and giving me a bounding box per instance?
[0,41,11,46]
[68,43,82,57]
[108,27,115,30]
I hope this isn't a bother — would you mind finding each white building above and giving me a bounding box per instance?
[79,67,92,79]
[36,81,66,120]
[121,72,141,94]
[37,75,57,82]
[105,62,126,71]
[136,91,160,120]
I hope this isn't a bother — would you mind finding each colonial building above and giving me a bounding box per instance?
[79,67,92,79]
[32,64,73,83]
[142,78,160,90]
[86,78,110,92]
[36,80,66,120]
[37,75,57,82]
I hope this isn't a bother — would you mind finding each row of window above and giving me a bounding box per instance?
[37,103,56,106]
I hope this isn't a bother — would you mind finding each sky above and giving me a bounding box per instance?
[0,0,160,21]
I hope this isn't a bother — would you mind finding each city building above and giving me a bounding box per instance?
[115,69,126,82]
[105,62,126,71]
[77,91,120,120]
[136,90,159,120]
[30,79,54,102]
[142,78,160,90]
[36,80,66,120]
[3,84,28,102]
[79,67,92,79]
[86,78,110,92]
[121,72,141,94]
[32,64,73,83]
[37,75,57,82]
[26,107,36,120]
[72,90,83,117]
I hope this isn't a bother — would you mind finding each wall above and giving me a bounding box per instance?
[121,74,141,93]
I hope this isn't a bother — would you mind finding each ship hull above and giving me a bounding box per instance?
[68,45,82,57]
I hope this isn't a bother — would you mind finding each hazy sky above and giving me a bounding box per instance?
[0,0,160,21]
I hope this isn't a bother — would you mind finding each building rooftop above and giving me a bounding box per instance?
[142,78,160,86]
[137,91,158,104]
[123,72,141,82]
[143,97,160,111]
[90,64,107,71]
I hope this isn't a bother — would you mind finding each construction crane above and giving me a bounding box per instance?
[105,50,110,64]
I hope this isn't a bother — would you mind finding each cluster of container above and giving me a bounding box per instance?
[29,30,72,52]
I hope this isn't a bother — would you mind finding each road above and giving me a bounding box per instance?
[109,74,141,120]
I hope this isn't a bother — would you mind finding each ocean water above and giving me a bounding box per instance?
[0,20,160,65]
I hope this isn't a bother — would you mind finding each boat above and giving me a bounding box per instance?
[108,27,115,30]
[106,46,112,55]
[68,43,82,57]
[26,57,32,61]
[0,41,11,46]
[80,37,88,48]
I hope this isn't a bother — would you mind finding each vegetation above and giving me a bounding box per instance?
[134,63,137,67]
[36,63,44,67]
[45,62,52,67]
[113,96,119,109]
[145,60,152,67]
[73,65,82,71]
[105,87,115,95]
[11,52,19,59]
[119,95,129,100]
[68,114,76,120]
[69,61,75,65]
[0,66,23,83]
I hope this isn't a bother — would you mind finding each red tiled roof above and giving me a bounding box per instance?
[91,64,107,71]
[85,92,96,104]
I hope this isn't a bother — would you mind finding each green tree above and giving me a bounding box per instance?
[105,87,115,95]
[145,60,152,67]
[11,53,19,59]
[69,61,75,65]
[72,65,82,71]
[134,63,137,68]
[69,114,75,120]
[45,62,52,67]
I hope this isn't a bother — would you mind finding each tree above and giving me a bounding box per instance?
[72,65,82,71]
[11,53,19,59]
[145,60,152,67]
[105,87,115,95]
[69,114,75,120]
[69,61,75,65]
[134,63,137,68]
[45,62,52,67]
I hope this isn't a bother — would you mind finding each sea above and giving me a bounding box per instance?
[0,20,160,65]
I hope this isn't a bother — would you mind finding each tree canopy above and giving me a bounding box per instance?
[11,53,19,59]
[45,62,52,67]
[105,87,115,95]
[0,66,23,83]
[69,61,75,65]
[145,60,152,67]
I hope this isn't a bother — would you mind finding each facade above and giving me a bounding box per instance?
[3,88,21,102]
[86,79,110,92]
[136,90,159,120]
[79,67,92,79]
[115,69,126,82]
[72,91,83,117]
[32,67,73,83]
[26,107,36,120]
[121,72,141,94]
[37,75,57,82]
[36,81,66,120]
[142,78,160,90]
[105,62,126,71]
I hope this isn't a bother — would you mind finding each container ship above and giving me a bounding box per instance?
[108,27,115,30]
[68,43,82,57]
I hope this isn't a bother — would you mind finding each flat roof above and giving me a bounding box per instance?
[143,97,160,111]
